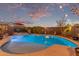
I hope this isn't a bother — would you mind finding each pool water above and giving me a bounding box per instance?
[10,34,77,47]
[1,34,78,54]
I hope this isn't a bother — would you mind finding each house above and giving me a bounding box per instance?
[0,22,10,35]
[72,24,79,35]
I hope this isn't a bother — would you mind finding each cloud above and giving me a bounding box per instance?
[28,6,50,20]
[5,4,51,20]
[7,4,23,14]
[10,15,33,24]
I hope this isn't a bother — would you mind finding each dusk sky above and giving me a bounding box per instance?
[0,3,79,27]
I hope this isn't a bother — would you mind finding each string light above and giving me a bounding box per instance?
[59,5,68,18]
[65,14,68,17]
[59,5,63,9]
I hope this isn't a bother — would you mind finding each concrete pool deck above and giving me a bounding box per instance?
[0,34,78,56]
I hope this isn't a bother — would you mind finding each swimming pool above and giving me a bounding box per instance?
[1,34,78,54]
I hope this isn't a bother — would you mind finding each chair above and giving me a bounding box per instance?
[72,35,79,41]
[75,47,79,56]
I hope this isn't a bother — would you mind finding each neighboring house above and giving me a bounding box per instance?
[0,22,10,34]
[12,22,26,32]
[72,24,79,35]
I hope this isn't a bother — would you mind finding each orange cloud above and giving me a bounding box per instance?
[28,6,50,20]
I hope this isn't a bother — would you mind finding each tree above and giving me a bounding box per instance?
[56,14,67,27]
[31,26,44,34]
[71,7,79,16]
[56,19,66,27]
[56,14,67,34]
[64,24,72,36]
[25,27,32,33]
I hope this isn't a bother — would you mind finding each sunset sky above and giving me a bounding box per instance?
[0,3,79,27]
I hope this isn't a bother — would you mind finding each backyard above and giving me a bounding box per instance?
[0,3,79,56]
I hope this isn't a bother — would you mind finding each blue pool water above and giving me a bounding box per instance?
[1,34,78,54]
[10,34,77,48]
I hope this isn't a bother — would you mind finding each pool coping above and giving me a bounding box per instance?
[55,35,79,47]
